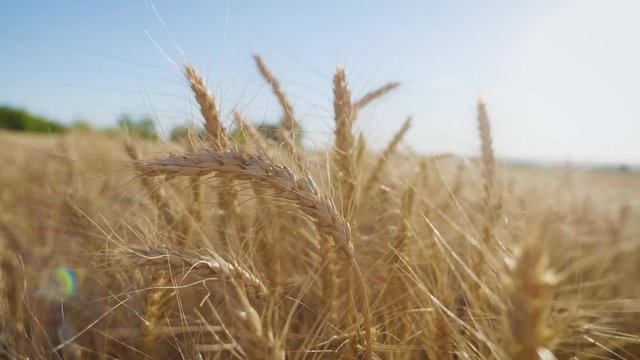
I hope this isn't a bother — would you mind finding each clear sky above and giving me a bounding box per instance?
[1,0,639,166]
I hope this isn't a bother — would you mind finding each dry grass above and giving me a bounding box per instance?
[1,56,640,360]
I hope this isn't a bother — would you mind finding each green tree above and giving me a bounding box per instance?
[70,119,93,132]
[0,105,66,133]
[257,123,279,142]
[258,122,303,146]
[118,114,158,140]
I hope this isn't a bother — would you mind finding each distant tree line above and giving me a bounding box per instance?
[0,105,287,144]
[0,105,158,140]
[0,106,66,133]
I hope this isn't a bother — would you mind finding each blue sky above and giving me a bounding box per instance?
[1,0,639,165]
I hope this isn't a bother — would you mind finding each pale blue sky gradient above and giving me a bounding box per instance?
[1,0,639,165]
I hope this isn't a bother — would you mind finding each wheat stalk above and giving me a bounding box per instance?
[330,67,358,345]
[135,149,374,358]
[253,55,300,167]
[362,116,412,194]
[184,64,244,252]
[252,55,300,138]
[124,139,179,232]
[331,68,375,358]
[182,125,203,245]
[123,140,179,356]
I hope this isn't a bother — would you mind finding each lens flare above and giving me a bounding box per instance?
[52,267,76,297]
[35,267,77,300]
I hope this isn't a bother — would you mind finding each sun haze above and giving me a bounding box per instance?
[1,1,638,166]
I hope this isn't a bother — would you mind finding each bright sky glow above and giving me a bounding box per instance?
[1,0,638,165]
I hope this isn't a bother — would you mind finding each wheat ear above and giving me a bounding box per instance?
[332,67,357,217]
[477,100,501,246]
[138,269,173,358]
[128,245,268,297]
[184,64,230,150]
[225,276,285,359]
[135,150,354,258]
[506,234,556,360]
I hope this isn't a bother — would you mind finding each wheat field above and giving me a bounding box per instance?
[1,59,639,360]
